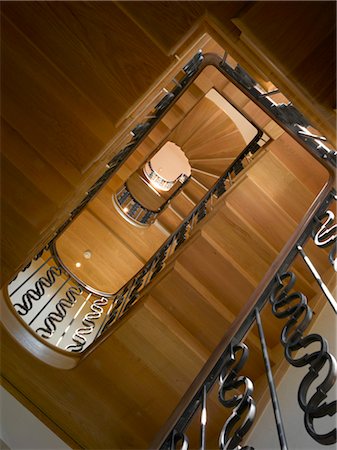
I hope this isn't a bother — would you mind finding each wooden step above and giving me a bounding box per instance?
[221,177,327,292]
[222,81,252,110]
[156,207,182,235]
[216,202,316,298]
[190,171,216,190]
[183,177,209,202]
[267,132,330,195]
[150,265,245,354]
[246,150,317,224]
[190,157,235,176]
[177,234,255,316]
[159,103,186,130]
[147,121,171,147]
[172,83,205,115]
[202,207,278,286]
[169,191,197,218]
[193,65,230,93]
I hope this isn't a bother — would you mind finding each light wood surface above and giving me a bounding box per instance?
[55,66,249,292]
[1,132,331,448]
[1,1,335,285]
[1,3,335,449]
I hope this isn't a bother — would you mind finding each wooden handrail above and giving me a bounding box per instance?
[149,181,336,449]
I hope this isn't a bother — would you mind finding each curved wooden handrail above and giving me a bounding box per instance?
[1,287,81,369]
[1,50,335,369]
[149,182,336,450]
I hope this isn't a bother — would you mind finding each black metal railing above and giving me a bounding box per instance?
[150,189,336,450]
[97,130,263,336]
[4,117,264,354]
[113,172,192,227]
[113,183,158,226]
[219,54,336,170]
[48,50,206,241]
[5,49,336,358]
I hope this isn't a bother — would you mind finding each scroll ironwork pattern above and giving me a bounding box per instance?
[270,271,337,445]
[13,265,62,316]
[66,297,109,352]
[35,285,83,339]
[218,343,255,450]
[313,208,337,271]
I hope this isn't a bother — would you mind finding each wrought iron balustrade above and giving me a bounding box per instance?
[150,189,336,450]
[113,183,158,226]
[113,172,192,227]
[4,126,264,354]
[6,247,113,353]
[3,49,336,363]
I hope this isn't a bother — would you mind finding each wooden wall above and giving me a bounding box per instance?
[1,1,335,285]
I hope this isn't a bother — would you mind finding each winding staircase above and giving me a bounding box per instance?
[1,8,336,450]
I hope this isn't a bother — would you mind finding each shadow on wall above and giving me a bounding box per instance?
[0,386,70,450]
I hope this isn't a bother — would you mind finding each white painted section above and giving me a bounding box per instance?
[0,386,70,450]
[148,141,191,181]
[144,141,191,192]
[205,88,257,144]
[249,302,337,450]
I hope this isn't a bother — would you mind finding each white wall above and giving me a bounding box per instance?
[249,303,337,450]
[0,387,70,450]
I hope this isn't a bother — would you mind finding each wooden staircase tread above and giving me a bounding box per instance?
[184,178,209,201]
[190,172,216,190]
[144,296,212,360]
[190,159,235,176]
[150,268,234,353]
[267,133,330,195]
[156,207,182,235]
[222,202,317,298]
[246,150,320,223]
[202,208,277,285]
[176,235,256,316]
[174,261,279,364]
[169,193,195,218]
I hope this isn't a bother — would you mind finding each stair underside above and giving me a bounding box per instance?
[2,132,332,449]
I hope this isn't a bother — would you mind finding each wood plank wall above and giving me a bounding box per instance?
[1,1,335,286]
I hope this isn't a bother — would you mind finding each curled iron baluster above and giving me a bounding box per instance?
[13,266,62,316]
[155,92,175,113]
[270,272,337,445]
[150,245,170,280]
[98,295,122,331]
[312,210,337,271]
[218,343,255,450]
[171,430,189,450]
[35,285,83,338]
[66,297,109,352]
[232,160,244,176]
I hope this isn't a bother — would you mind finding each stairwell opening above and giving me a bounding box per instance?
[54,62,261,294]
[113,141,191,227]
